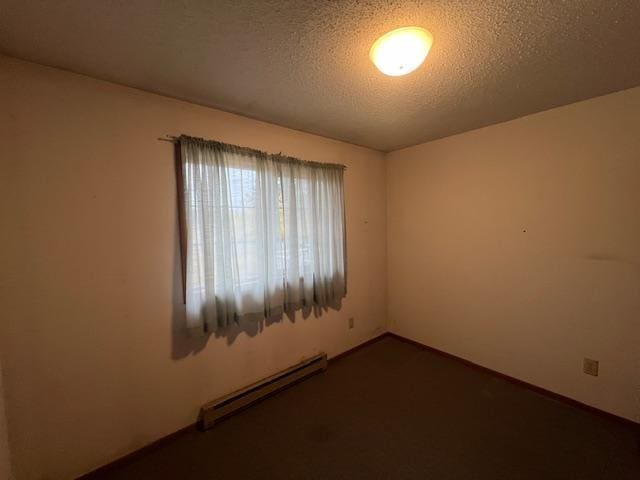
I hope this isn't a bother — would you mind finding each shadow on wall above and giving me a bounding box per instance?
[170,222,341,359]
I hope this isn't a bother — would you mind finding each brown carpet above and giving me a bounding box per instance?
[88,336,639,479]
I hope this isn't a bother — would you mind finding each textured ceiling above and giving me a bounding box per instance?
[2,1,640,151]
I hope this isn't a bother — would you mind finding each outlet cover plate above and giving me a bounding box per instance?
[583,358,599,376]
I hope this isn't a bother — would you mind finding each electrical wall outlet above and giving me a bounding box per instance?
[583,358,599,376]
[348,317,355,329]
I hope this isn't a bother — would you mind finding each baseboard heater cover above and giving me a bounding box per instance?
[199,352,328,429]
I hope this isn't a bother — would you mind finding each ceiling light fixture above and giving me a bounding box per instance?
[369,26,433,77]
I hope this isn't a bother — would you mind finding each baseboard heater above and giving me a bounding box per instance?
[199,352,328,429]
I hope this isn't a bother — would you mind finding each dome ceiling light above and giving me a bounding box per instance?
[369,26,433,76]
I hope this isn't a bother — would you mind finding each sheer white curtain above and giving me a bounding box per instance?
[180,136,346,333]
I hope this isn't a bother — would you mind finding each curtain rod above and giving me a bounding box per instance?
[158,134,347,170]
[158,135,179,143]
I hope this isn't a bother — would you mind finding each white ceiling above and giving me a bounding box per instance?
[2,0,640,151]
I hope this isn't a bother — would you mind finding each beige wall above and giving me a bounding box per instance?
[0,56,387,479]
[387,87,640,423]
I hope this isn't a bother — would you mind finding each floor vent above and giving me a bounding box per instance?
[199,352,328,429]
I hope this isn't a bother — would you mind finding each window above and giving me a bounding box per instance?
[178,136,346,333]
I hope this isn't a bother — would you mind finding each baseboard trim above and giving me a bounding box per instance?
[386,332,639,429]
[329,332,389,364]
[77,333,389,478]
[76,422,197,479]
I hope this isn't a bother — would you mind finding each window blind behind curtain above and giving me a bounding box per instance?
[178,135,347,333]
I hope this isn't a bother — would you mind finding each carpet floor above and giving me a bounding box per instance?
[88,336,639,479]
